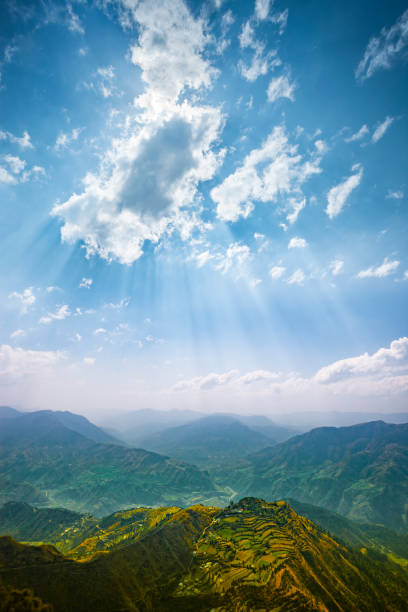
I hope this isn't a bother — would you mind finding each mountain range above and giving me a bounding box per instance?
[0,411,225,515]
[231,420,408,530]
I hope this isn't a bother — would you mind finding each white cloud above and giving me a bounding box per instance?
[211,126,322,222]
[404,271,408,281]
[315,337,408,384]
[0,344,64,378]
[94,328,107,335]
[326,165,363,219]
[3,154,26,174]
[55,127,82,151]
[345,124,369,142]
[79,277,93,289]
[9,287,36,313]
[0,129,33,149]
[255,0,270,21]
[372,116,394,143]
[39,304,71,324]
[286,197,305,224]
[267,74,296,103]
[356,9,408,80]
[194,250,215,268]
[386,189,404,200]
[83,357,95,366]
[216,243,251,274]
[288,236,307,249]
[0,166,17,184]
[357,257,400,279]
[52,0,224,265]
[329,259,344,276]
[287,268,305,285]
[10,329,25,339]
[270,265,285,279]
[66,2,84,34]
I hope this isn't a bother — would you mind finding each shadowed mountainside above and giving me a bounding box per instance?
[0,412,224,515]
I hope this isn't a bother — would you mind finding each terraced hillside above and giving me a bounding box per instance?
[2,499,408,611]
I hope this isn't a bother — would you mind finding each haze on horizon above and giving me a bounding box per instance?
[0,0,407,420]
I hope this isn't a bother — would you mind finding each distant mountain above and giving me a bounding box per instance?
[0,405,21,419]
[0,412,223,515]
[99,408,298,446]
[268,410,408,430]
[233,421,408,530]
[1,498,408,611]
[33,409,122,445]
[138,414,274,467]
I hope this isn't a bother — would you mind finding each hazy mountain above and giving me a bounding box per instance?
[0,405,21,419]
[0,412,223,515]
[269,410,408,430]
[233,421,408,530]
[99,408,298,446]
[138,414,275,467]
[2,498,408,611]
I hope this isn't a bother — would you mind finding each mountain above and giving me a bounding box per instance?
[286,499,408,566]
[268,410,408,430]
[0,412,224,515]
[0,407,122,446]
[0,405,21,419]
[233,421,408,530]
[138,415,274,467]
[1,499,408,611]
[99,408,298,446]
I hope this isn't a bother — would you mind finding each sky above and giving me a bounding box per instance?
[0,0,407,418]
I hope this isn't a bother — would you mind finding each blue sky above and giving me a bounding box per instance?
[0,0,407,417]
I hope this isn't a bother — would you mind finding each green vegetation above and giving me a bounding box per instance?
[0,412,227,515]
[1,499,408,611]
[230,421,408,530]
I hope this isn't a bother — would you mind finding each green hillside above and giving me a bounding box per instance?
[1,499,408,611]
[232,421,408,530]
[0,413,225,515]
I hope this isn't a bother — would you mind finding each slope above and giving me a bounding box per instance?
[138,415,274,467]
[234,420,408,530]
[2,500,408,611]
[0,413,222,515]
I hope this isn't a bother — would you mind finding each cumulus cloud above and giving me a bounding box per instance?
[270,265,285,279]
[10,329,25,339]
[39,304,71,324]
[0,344,64,378]
[52,0,224,265]
[345,124,369,143]
[372,116,394,143]
[356,9,408,80]
[0,129,33,149]
[255,0,270,21]
[326,165,363,219]
[267,74,296,103]
[211,125,322,222]
[9,287,36,313]
[288,236,307,249]
[357,257,400,278]
[315,337,408,384]
[172,338,408,402]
